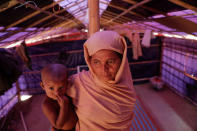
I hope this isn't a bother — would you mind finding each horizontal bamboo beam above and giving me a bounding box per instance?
[129,60,160,65]
[102,11,131,22]
[168,0,197,12]
[0,0,19,13]
[133,77,151,82]
[100,0,144,18]
[17,0,80,27]
[32,0,85,27]
[123,0,167,16]
[101,15,126,24]
[128,44,161,48]
[0,29,44,48]
[162,61,197,81]
[104,0,152,25]
[0,1,84,42]
[0,0,64,32]
[164,44,197,56]
[0,20,77,48]
[29,43,161,58]
[28,0,84,28]
[0,94,18,111]
[100,17,123,25]
[29,20,76,41]
[184,72,197,81]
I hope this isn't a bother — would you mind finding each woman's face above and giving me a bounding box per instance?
[90,49,122,82]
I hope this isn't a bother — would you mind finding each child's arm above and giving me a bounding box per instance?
[42,95,69,129]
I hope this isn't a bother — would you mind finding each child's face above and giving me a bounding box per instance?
[41,76,68,100]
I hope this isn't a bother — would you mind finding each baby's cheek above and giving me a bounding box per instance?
[60,89,67,95]
[54,95,58,100]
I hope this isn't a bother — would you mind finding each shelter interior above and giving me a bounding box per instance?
[0,0,197,131]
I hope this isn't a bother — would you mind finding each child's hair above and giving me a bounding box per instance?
[41,63,68,81]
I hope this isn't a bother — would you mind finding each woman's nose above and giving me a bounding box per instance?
[102,63,109,72]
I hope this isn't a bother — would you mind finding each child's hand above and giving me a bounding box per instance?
[51,127,58,131]
[56,93,69,107]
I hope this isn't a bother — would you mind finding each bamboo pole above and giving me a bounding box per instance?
[88,0,100,36]
[159,42,164,77]
[20,111,28,131]
[16,80,21,102]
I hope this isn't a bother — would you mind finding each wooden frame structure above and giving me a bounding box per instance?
[0,0,196,47]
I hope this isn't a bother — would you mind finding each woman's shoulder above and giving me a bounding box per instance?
[69,70,90,81]
[67,70,92,98]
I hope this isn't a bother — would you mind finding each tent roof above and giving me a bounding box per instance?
[0,0,197,48]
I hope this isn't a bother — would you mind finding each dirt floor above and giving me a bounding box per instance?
[1,94,50,131]
[1,83,197,131]
[135,83,197,131]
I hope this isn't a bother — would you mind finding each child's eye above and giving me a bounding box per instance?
[57,86,64,91]
[49,87,54,90]
[59,86,64,90]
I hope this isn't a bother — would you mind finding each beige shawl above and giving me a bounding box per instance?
[68,31,136,131]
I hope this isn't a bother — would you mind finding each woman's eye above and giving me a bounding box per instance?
[108,59,114,64]
[93,60,100,65]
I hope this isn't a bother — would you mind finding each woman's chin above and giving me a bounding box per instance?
[99,76,114,82]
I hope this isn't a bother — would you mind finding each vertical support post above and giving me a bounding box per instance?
[20,111,28,131]
[88,0,100,37]
[16,80,21,102]
[159,40,164,77]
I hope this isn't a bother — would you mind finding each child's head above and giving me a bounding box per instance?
[40,64,68,100]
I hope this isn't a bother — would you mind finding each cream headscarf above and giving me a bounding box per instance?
[68,31,136,131]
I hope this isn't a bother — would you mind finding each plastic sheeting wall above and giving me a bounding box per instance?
[21,37,162,92]
[22,40,86,93]
[127,36,162,81]
[162,38,197,102]
[0,75,26,119]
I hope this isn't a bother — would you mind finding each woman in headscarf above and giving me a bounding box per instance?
[67,31,136,131]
